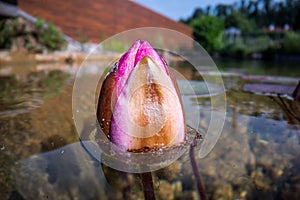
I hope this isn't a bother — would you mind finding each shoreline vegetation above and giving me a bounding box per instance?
[0,17,105,65]
[0,0,299,63]
[181,0,300,59]
[0,51,120,66]
[0,17,185,65]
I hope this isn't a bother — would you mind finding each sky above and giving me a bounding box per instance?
[133,0,282,21]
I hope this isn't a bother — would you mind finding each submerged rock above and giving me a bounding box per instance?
[157,180,174,200]
[155,161,182,182]
[211,181,233,200]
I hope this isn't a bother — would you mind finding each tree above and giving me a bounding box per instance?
[192,8,205,19]
[189,15,225,52]
[225,11,257,34]
[182,8,204,23]
[215,4,231,19]
[247,0,259,18]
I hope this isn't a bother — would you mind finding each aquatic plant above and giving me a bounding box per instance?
[97,39,206,199]
[97,39,185,151]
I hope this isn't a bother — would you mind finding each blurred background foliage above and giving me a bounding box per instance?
[181,0,300,58]
[0,17,66,53]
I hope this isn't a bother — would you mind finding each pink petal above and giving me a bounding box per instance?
[115,40,169,96]
[110,57,185,151]
[116,40,142,95]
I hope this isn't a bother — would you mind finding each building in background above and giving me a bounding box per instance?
[16,0,192,43]
[0,0,18,18]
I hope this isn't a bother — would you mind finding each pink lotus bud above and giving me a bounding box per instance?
[97,40,186,151]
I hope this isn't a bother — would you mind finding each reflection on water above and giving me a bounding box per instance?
[0,59,299,199]
[15,142,108,199]
[216,59,300,77]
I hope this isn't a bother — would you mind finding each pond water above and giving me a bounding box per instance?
[0,58,299,200]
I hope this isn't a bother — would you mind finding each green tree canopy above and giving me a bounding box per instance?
[189,15,225,52]
[225,11,257,34]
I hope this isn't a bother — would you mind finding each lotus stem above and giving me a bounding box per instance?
[140,172,156,200]
[190,136,207,200]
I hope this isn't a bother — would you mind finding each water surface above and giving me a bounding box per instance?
[0,59,299,199]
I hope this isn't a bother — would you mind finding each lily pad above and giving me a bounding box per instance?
[243,83,295,95]
[177,80,224,97]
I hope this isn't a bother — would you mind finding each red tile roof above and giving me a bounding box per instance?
[19,0,192,43]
